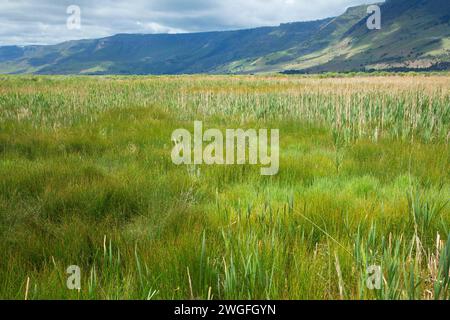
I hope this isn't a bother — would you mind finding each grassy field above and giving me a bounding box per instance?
[0,74,449,300]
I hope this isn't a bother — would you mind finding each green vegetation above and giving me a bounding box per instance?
[0,75,449,300]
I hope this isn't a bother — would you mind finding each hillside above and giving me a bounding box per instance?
[0,0,449,74]
[281,0,450,73]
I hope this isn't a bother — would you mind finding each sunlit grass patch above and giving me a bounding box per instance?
[0,75,449,299]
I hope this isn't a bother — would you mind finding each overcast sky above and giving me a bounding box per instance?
[0,0,379,46]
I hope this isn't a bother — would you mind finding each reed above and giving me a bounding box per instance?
[0,74,448,299]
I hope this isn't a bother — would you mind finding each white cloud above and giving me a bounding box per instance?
[0,0,380,45]
[136,22,186,34]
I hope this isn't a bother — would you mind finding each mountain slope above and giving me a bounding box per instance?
[1,0,449,74]
[0,19,330,75]
[281,0,450,73]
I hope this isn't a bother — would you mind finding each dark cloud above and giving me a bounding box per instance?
[0,0,378,45]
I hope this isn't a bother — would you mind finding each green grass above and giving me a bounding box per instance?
[0,75,449,300]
